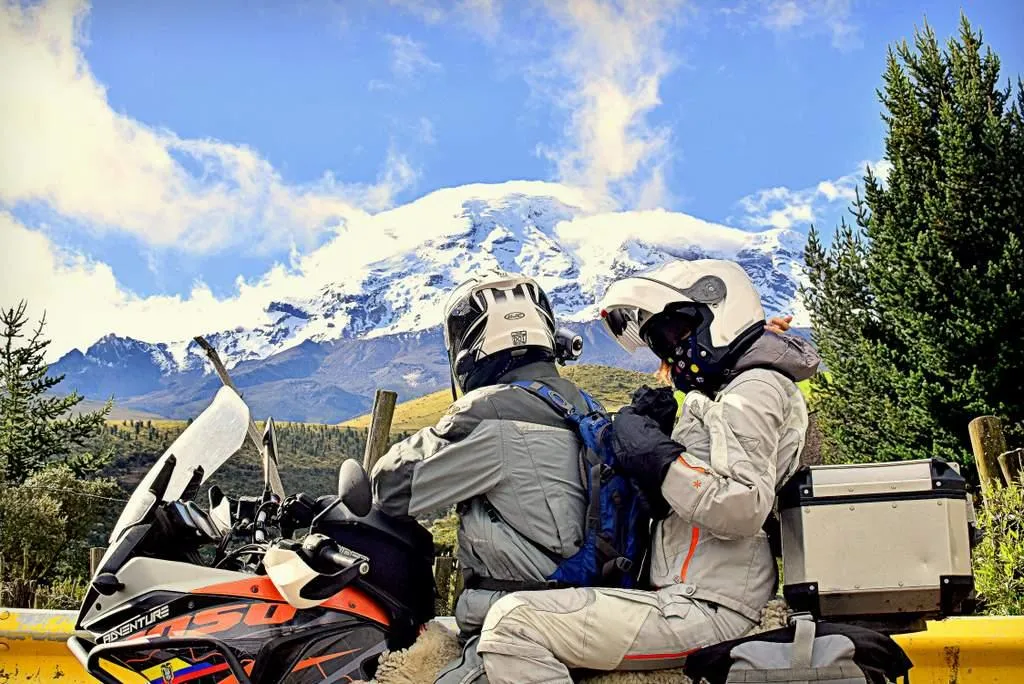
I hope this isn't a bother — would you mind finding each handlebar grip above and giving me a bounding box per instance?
[318,545,370,576]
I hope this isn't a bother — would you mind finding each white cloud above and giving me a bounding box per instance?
[0,0,417,255]
[384,34,442,80]
[761,0,860,50]
[763,1,807,31]
[368,79,397,92]
[386,0,503,38]
[534,0,685,210]
[456,0,502,40]
[386,0,446,24]
[0,211,274,358]
[738,159,889,229]
[416,117,436,146]
[385,0,683,210]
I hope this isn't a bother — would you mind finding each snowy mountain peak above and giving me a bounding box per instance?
[61,184,808,374]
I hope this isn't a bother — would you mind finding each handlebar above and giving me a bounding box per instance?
[315,540,370,577]
[254,507,269,543]
[253,496,280,544]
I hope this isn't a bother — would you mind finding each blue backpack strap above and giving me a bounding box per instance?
[509,380,580,419]
[578,389,606,415]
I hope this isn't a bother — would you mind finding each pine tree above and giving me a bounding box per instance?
[803,16,1024,469]
[0,301,112,484]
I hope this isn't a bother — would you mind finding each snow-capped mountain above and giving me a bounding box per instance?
[51,182,809,421]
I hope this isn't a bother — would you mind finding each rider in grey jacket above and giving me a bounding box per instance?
[476,259,820,683]
[371,270,591,681]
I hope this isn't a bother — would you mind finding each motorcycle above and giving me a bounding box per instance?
[68,386,437,683]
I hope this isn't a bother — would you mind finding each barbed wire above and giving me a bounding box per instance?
[15,485,129,503]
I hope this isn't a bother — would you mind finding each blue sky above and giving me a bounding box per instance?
[2,0,1022,357]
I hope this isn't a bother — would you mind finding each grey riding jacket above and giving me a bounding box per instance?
[370,362,589,633]
[653,332,820,621]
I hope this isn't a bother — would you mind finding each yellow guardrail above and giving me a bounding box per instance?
[2,608,1023,682]
[0,608,88,682]
[892,616,1024,683]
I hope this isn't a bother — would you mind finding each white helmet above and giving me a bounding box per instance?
[443,270,558,395]
[600,259,765,390]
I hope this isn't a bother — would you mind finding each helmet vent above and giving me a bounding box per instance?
[681,275,727,304]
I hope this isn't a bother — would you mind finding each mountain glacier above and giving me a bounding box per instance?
[52,182,809,421]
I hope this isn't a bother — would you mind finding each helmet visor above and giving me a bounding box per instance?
[445,292,485,356]
[640,310,700,361]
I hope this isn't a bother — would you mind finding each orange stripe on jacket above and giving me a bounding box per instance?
[679,526,700,582]
[623,647,698,661]
[676,455,709,475]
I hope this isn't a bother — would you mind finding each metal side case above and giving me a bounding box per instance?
[779,458,974,629]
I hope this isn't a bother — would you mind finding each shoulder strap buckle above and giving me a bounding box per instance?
[510,380,578,417]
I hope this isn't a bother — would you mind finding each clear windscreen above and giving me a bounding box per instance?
[108,386,251,544]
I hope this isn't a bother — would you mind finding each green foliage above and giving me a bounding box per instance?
[429,509,459,555]
[0,465,121,589]
[0,302,120,606]
[0,301,112,483]
[34,576,90,610]
[86,421,413,502]
[802,16,1024,468]
[973,481,1024,615]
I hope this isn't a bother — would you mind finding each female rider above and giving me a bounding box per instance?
[474,259,820,682]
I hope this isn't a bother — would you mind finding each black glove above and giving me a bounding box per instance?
[612,407,684,499]
[629,385,678,436]
[634,481,672,521]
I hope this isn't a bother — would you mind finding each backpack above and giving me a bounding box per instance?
[504,380,648,589]
[683,618,913,684]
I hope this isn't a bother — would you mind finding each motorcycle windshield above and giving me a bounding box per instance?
[109,386,251,544]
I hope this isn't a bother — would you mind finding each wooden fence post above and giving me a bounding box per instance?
[89,547,107,576]
[363,389,398,474]
[969,416,1007,495]
[998,448,1023,486]
[452,563,465,609]
[433,557,456,615]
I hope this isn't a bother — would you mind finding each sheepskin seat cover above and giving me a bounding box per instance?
[362,599,790,684]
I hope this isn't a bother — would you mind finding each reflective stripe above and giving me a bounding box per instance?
[676,455,709,475]
[679,526,700,582]
[622,647,698,661]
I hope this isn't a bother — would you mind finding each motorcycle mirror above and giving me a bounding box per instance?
[208,485,233,534]
[262,417,286,500]
[180,465,205,503]
[338,459,372,517]
[148,454,177,502]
